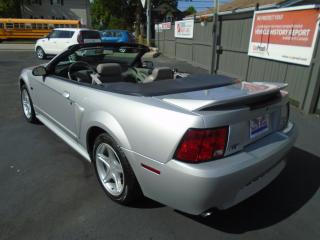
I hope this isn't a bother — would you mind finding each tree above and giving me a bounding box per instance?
[90,0,137,30]
[0,0,21,18]
[184,6,196,15]
[91,0,109,29]
[152,0,178,8]
[90,0,179,43]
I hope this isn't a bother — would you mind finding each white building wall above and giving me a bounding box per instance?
[21,0,91,27]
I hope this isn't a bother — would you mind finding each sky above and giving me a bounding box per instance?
[177,0,231,12]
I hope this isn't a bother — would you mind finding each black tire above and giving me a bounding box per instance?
[36,46,46,60]
[20,85,38,123]
[93,133,142,204]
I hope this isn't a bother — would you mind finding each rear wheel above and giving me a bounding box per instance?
[93,133,142,204]
[20,85,37,123]
[36,47,46,60]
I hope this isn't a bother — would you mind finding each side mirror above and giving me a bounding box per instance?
[142,61,154,69]
[32,66,47,76]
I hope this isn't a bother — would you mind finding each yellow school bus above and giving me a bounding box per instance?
[0,18,81,41]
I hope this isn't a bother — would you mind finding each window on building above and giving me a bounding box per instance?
[51,0,62,5]
[30,0,42,5]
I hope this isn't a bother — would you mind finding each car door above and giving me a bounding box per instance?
[56,30,75,52]
[44,30,61,54]
[34,74,78,140]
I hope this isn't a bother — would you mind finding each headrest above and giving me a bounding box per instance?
[96,63,122,76]
[151,67,173,80]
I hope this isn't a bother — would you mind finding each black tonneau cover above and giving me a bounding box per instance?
[102,74,238,96]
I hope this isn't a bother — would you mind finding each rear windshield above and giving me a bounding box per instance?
[81,30,100,39]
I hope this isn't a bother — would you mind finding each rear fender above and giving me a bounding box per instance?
[81,110,131,155]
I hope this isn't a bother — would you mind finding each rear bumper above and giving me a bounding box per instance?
[124,122,297,215]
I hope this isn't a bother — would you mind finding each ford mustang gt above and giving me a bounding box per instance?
[19,42,296,215]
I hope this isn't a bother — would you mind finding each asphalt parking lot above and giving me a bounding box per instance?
[0,49,320,240]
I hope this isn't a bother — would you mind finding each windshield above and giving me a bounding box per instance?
[60,45,142,67]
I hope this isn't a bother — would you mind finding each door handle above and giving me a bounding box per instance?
[62,91,70,99]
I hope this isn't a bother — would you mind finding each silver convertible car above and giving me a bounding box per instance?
[19,42,296,215]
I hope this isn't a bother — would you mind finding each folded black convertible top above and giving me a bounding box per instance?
[102,74,238,96]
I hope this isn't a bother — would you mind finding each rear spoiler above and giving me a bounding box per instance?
[162,82,288,111]
[198,82,288,111]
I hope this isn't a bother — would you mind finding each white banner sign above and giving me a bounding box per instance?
[175,19,194,39]
[248,5,320,66]
[161,22,171,30]
[155,22,172,32]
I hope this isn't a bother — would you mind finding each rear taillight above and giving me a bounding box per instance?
[174,127,229,163]
[77,33,84,44]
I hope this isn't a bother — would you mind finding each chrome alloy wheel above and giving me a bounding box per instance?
[95,143,125,196]
[22,89,32,119]
[37,48,44,59]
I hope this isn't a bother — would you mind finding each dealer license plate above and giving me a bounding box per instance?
[250,115,269,139]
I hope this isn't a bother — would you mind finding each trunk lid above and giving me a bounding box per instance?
[155,81,289,157]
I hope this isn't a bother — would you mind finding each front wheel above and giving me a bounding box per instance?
[21,85,38,123]
[36,47,46,60]
[93,133,142,204]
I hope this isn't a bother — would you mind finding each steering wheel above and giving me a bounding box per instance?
[67,61,96,81]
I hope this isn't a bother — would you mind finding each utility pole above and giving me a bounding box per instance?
[146,0,151,46]
[210,0,219,74]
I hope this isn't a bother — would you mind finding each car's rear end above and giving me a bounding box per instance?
[77,30,101,44]
[126,79,296,215]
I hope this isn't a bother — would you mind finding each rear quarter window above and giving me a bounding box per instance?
[81,30,100,39]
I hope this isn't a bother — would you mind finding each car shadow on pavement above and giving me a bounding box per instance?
[130,197,165,209]
[179,147,320,233]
